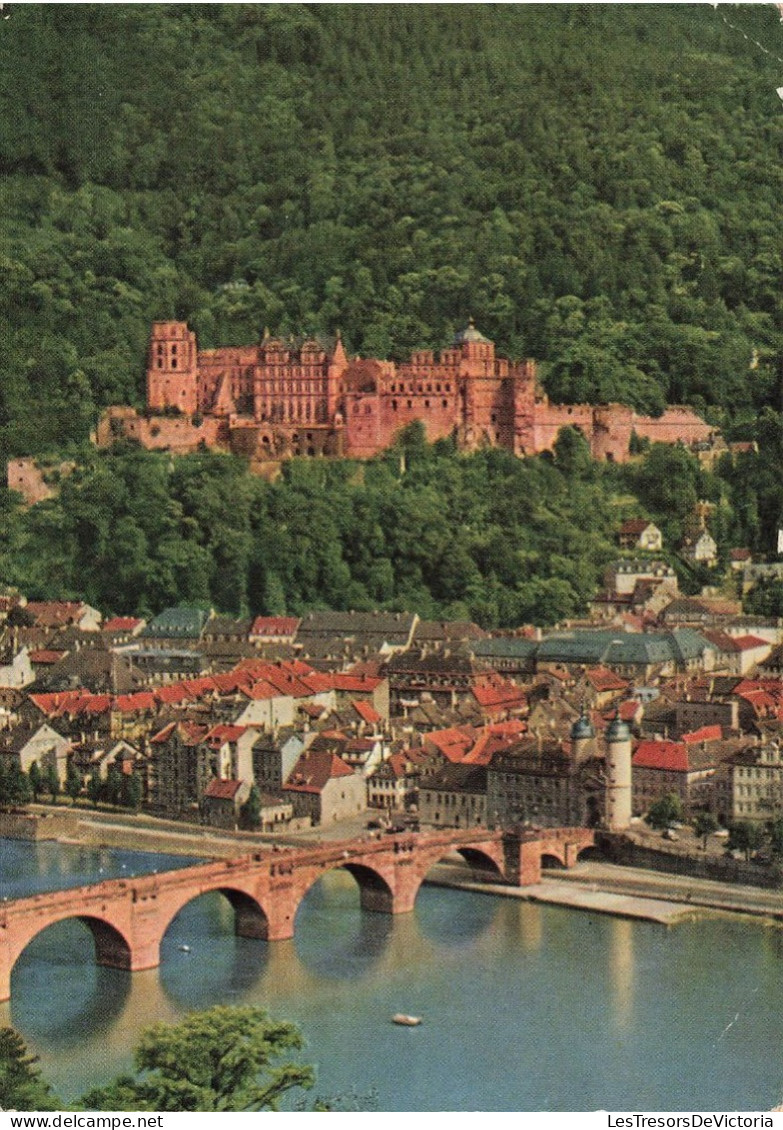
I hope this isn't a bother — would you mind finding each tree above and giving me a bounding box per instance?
[0,763,33,809]
[65,763,82,804]
[727,820,765,862]
[119,772,143,811]
[768,817,783,858]
[86,773,102,809]
[80,1006,315,1112]
[646,792,683,833]
[0,1026,60,1110]
[692,811,719,850]
[27,761,42,802]
[240,784,262,830]
[104,764,123,807]
[43,764,60,805]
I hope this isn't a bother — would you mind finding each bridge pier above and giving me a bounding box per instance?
[0,829,596,1006]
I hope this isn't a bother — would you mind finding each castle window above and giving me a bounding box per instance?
[407,400,413,409]
[436,383,441,392]
[442,400,448,408]
[392,400,398,411]
[157,359,163,369]
[171,344,178,355]
[424,400,430,408]
[445,384,451,392]
[171,359,177,369]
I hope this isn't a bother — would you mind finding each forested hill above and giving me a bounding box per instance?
[2,4,783,457]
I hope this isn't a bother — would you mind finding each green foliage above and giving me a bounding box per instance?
[727,819,765,862]
[0,1026,60,1111]
[646,793,684,832]
[27,761,42,802]
[65,763,82,803]
[240,784,262,830]
[692,810,719,849]
[80,1006,315,1112]
[119,772,143,812]
[0,438,620,628]
[0,761,32,809]
[1,6,783,460]
[43,764,59,804]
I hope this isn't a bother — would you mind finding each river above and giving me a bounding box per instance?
[2,838,783,1111]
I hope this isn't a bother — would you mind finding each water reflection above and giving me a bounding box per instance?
[159,892,268,1009]
[10,920,130,1044]
[608,917,635,1030]
[294,872,393,980]
[415,876,498,946]
[6,841,783,1111]
[0,839,202,899]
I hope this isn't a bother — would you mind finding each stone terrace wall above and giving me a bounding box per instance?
[598,832,783,889]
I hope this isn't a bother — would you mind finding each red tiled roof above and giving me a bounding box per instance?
[155,684,190,705]
[618,700,641,722]
[203,778,243,800]
[242,679,280,702]
[330,673,384,693]
[206,724,247,747]
[180,677,218,699]
[633,740,689,772]
[150,721,177,744]
[681,725,722,744]
[424,726,475,763]
[285,750,355,793]
[28,650,67,664]
[102,617,144,632]
[620,518,654,535]
[249,616,300,638]
[586,666,630,693]
[25,601,87,628]
[299,701,325,718]
[732,635,770,651]
[352,699,382,725]
[472,681,527,709]
[729,549,751,562]
[113,692,157,714]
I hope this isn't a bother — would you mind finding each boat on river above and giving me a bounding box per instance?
[392,1013,422,1026]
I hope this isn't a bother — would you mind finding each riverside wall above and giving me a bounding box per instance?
[597,832,783,890]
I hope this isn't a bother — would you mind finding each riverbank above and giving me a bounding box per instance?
[429,858,783,926]
[15,806,783,925]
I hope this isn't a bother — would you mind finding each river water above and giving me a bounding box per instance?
[2,838,783,1112]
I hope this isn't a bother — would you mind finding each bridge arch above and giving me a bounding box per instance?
[541,852,567,870]
[160,884,271,943]
[294,861,396,919]
[399,838,508,913]
[9,913,133,986]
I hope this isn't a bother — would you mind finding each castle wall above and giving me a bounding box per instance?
[632,407,713,448]
[96,408,226,453]
[7,458,63,506]
[127,321,716,468]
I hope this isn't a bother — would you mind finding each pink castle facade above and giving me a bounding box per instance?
[95,320,714,464]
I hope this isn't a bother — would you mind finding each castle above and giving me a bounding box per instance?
[95,320,714,465]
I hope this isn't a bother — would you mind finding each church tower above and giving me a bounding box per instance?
[570,710,596,765]
[147,322,199,415]
[605,715,633,831]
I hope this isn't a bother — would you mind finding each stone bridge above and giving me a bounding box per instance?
[0,825,595,1002]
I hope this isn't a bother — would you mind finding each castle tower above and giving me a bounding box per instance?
[605,715,633,831]
[326,330,349,420]
[147,322,199,415]
[570,710,596,765]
